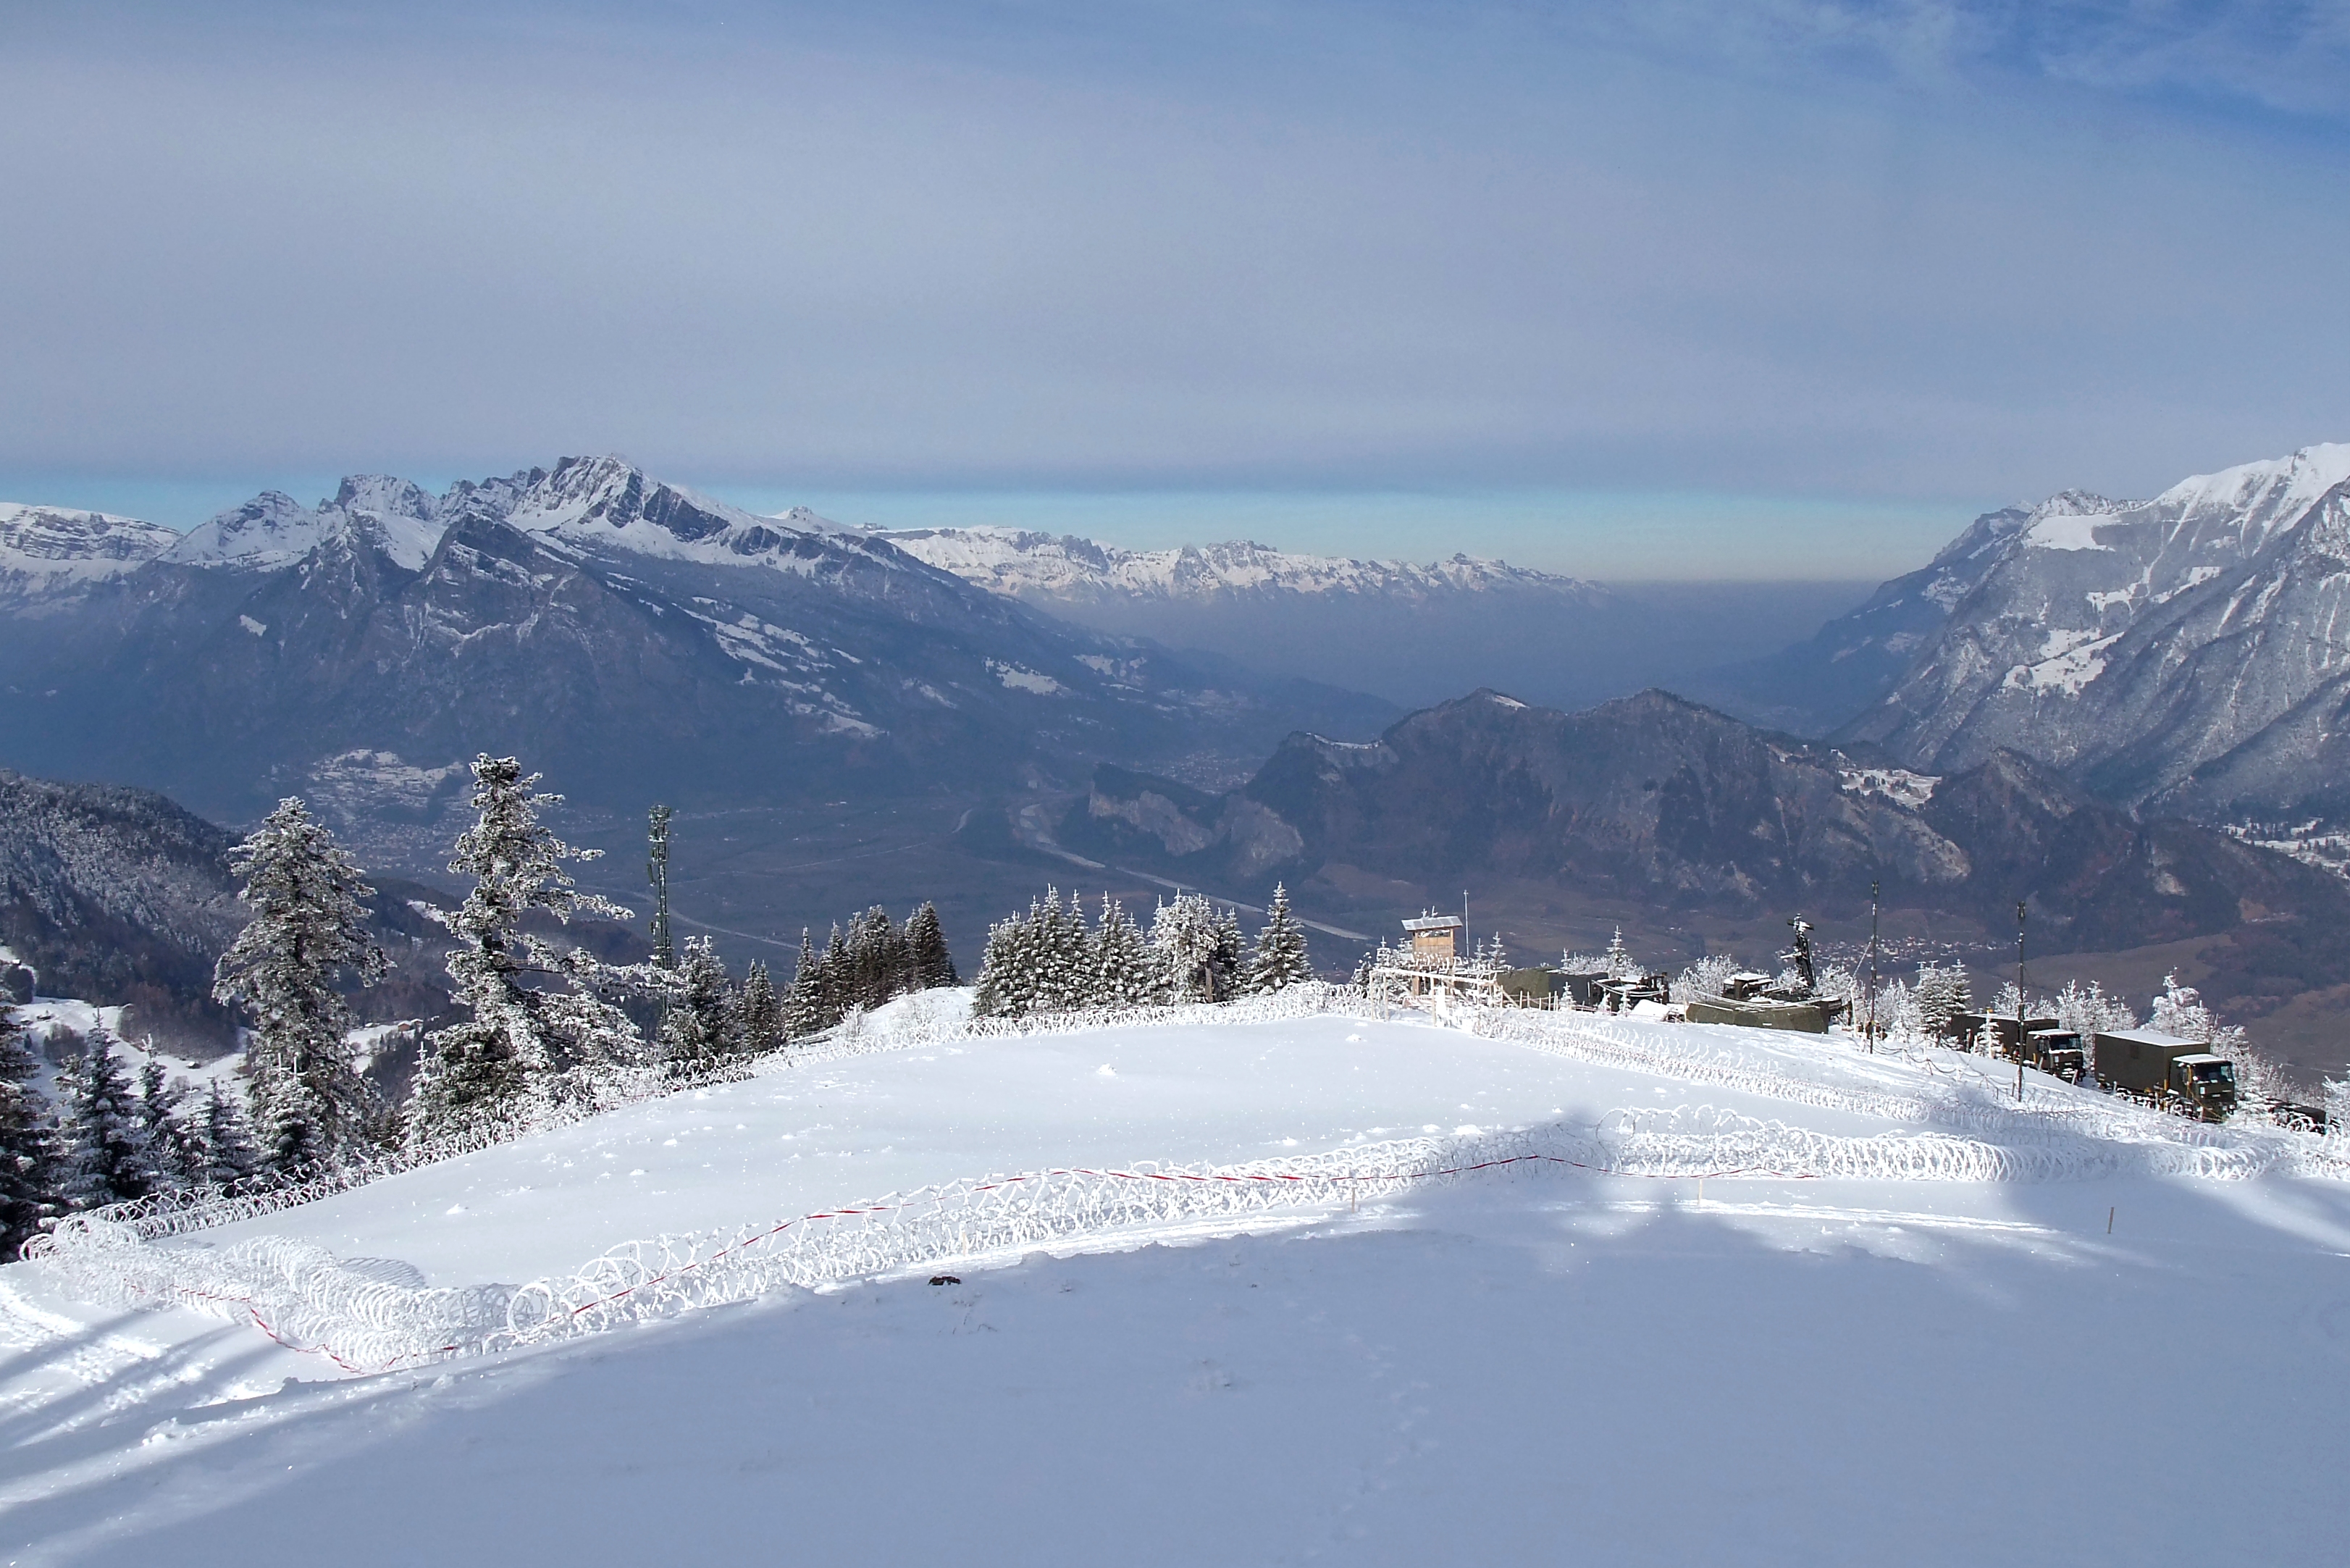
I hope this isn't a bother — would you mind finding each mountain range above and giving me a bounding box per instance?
[0,459,1392,830]
[876,525,1858,713]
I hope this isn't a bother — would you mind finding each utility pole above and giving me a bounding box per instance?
[1866,880,1881,1053]
[647,804,675,970]
[2015,900,2028,1102]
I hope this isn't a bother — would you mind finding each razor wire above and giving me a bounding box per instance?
[30,1098,2315,1378]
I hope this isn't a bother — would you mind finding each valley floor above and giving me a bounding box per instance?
[2,1005,2345,1565]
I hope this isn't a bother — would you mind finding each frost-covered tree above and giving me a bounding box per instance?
[211,797,387,1173]
[1151,894,1241,1004]
[2054,978,2136,1038]
[783,930,828,1040]
[820,925,851,1020]
[1601,928,1637,981]
[0,1004,59,1257]
[133,1057,198,1188]
[905,903,958,989]
[190,1080,263,1188]
[406,757,645,1148]
[55,1036,156,1209]
[734,959,783,1055]
[1911,963,1972,1042]
[973,909,1039,1018]
[1248,884,1312,993]
[1671,953,1740,1005]
[658,936,736,1076]
[1093,897,1157,1005]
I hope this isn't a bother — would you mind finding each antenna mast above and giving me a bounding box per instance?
[647,803,674,970]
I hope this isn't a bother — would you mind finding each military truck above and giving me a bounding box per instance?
[2023,1028,2086,1083]
[1957,1013,2060,1060]
[2093,1028,2238,1120]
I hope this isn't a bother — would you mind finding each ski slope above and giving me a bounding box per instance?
[4,999,2347,1566]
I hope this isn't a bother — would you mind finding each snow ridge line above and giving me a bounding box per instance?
[25,1106,2299,1378]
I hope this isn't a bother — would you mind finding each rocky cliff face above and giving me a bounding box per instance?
[1837,444,2350,825]
[0,458,1390,826]
[0,504,178,610]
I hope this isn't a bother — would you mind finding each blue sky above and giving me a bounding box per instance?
[2,1,2345,577]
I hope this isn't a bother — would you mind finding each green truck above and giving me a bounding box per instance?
[2092,1028,2238,1120]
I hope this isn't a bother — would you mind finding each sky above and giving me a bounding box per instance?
[3,1,2347,579]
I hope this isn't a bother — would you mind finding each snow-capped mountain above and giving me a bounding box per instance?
[0,503,178,608]
[874,525,1648,710]
[1837,443,2350,823]
[0,458,1390,827]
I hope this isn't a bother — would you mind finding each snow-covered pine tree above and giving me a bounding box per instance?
[1151,894,1240,1004]
[658,936,735,1076]
[133,1056,198,1188]
[1911,963,1972,1041]
[783,930,828,1040]
[820,925,851,1024]
[211,797,388,1173]
[0,1002,59,1257]
[190,1080,263,1188]
[848,906,908,1010]
[1602,928,1637,981]
[54,1036,156,1209]
[904,902,957,989]
[2055,978,2136,1037]
[1092,897,1154,1006]
[734,959,783,1055]
[972,913,1025,1018]
[1247,884,1312,993]
[406,757,645,1148]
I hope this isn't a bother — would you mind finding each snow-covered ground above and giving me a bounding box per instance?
[4,1005,2346,1565]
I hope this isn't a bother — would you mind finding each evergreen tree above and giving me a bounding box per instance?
[0,1003,59,1258]
[1912,963,1972,1041]
[783,930,828,1040]
[821,924,852,1021]
[1151,894,1241,1004]
[407,757,646,1148]
[658,936,736,1076]
[973,912,1033,1018]
[1247,884,1313,994]
[904,902,958,989]
[1092,897,1155,1006]
[190,1080,263,1188]
[55,1036,156,1209]
[734,959,784,1055]
[133,1056,198,1188]
[212,797,387,1173]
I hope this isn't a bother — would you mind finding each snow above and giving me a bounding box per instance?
[2149,441,2350,550]
[2023,505,2116,552]
[1839,766,1939,807]
[0,504,178,598]
[880,527,1610,607]
[989,660,1065,695]
[7,1004,2349,1564]
[2005,629,2122,695]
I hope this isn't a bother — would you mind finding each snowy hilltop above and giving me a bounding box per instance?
[4,990,2346,1563]
[0,503,178,608]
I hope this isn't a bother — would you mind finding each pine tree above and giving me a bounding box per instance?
[904,902,958,989]
[1912,963,1972,1041]
[1247,884,1313,994]
[658,936,736,1076]
[55,1037,156,1210]
[133,1056,198,1188]
[212,797,387,1173]
[190,1080,263,1188]
[1092,897,1155,1006]
[1151,894,1241,1004]
[821,924,852,1023]
[973,910,1040,1018]
[407,757,646,1147]
[783,930,828,1040]
[0,1003,59,1258]
[734,959,783,1055]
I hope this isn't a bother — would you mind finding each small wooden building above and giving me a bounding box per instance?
[1401,913,1464,963]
